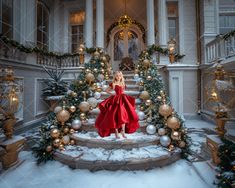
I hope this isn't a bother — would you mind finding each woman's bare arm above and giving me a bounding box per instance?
[105,86,113,95]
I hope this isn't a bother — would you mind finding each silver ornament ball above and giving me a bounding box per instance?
[160,135,171,147]
[158,128,166,136]
[71,119,82,130]
[146,124,156,135]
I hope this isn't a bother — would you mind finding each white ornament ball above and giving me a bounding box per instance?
[102,84,108,91]
[146,124,156,135]
[71,119,82,130]
[92,108,100,115]
[54,106,62,114]
[146,117,152,123]
[97,74,104,82]
[160,135,171,147]
[158,128,166,136]
[137,111,145,120]
[94,92,101,99]
[87,97,98,108]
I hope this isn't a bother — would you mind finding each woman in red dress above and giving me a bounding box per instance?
[95,71,139,138]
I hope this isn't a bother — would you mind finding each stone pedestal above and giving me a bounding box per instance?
[0,136,25,169]
[206,135,222,165]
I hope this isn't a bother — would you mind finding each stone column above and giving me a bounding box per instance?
[85,0,93,48]
[96,0,104,48]
[146,0,155,46]
[158,0,168,48]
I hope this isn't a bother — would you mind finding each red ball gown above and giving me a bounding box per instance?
[95,83,140,137]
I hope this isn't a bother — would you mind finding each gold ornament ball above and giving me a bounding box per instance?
[140,91,150,100]
[96,86,102,92]
[56,109,70,126]
[85,73,95,83]
[167,116,180,130]
[79,101,90,112]
[69,128,75,134]
[50,128,60,139]
[147,75,152,80]
[70,139,75,145]
[63,127,70,134]
[93,68,98,73]
[145,99,152,106]
[143,59,150,68]
[79,113,86,120]
[79,80,83,85]
[53,138,61,148]
[101,55,107,62]
[168,144,175,151]
[69,106,76,113]
[72,92,78,97]
[100,62,105,67]
[46,145,53,152]
[100,69,105,74]
[157,96,162,101]
[179,141,186,148]
[171,131,181,140]
[139,80,144,86]
[85,69,91,73]
[140,106,145,111]
[159,104,172,117]
[59,144,65,151]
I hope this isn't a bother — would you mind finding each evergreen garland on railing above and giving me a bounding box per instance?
[0,34,105,59]
[222,29,235,40]
[139,44,185,62]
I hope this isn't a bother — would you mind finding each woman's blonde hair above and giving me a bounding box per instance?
[112,71,125,88]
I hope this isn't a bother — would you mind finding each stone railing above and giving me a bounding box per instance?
[36,54,81,68]
[206,35,235,63]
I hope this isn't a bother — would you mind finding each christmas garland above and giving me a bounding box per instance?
[214,29,235,41]
[139,44,185,62]
[216,138,235,188]
[0,34,105,59]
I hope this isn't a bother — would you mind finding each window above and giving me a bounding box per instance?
[71,25,84,53]
[219,0,235,34]
[0,0,13,38]
[70,11,85,53]
[37,1,49,50]
[167,2,179,52]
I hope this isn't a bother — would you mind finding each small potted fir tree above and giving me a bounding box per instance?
[42,66,68,111]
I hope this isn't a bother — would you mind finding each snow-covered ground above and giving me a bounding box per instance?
[0,119,218,188]
[0,151,215,188]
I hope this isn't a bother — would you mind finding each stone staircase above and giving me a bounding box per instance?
[54,71,181,171]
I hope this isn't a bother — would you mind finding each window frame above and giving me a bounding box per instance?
[36,0,49,50]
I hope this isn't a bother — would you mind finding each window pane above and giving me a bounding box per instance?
[71,25,84,53]
[1,0,13,37]
[37,2,49,49]
[219,15,235,34]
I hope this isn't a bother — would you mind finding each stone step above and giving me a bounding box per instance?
[70,132,159,149]
[80,118,147,133]
[54,145,181,171]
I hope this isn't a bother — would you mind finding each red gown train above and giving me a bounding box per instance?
[95,83,140,137]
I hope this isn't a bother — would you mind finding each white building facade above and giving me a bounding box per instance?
[0,0,234,130]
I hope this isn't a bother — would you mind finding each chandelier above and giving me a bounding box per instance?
[117,0,133,28]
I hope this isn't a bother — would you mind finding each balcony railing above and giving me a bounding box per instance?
[206,34,235,63]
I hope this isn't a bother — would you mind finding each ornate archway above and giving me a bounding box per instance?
[106,21,146,71]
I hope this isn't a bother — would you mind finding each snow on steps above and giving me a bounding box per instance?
[54,145,181,171]
[70,132,159,149]
[79,118,147,132]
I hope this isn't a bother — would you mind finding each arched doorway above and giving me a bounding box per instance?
[107,25,145,71]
